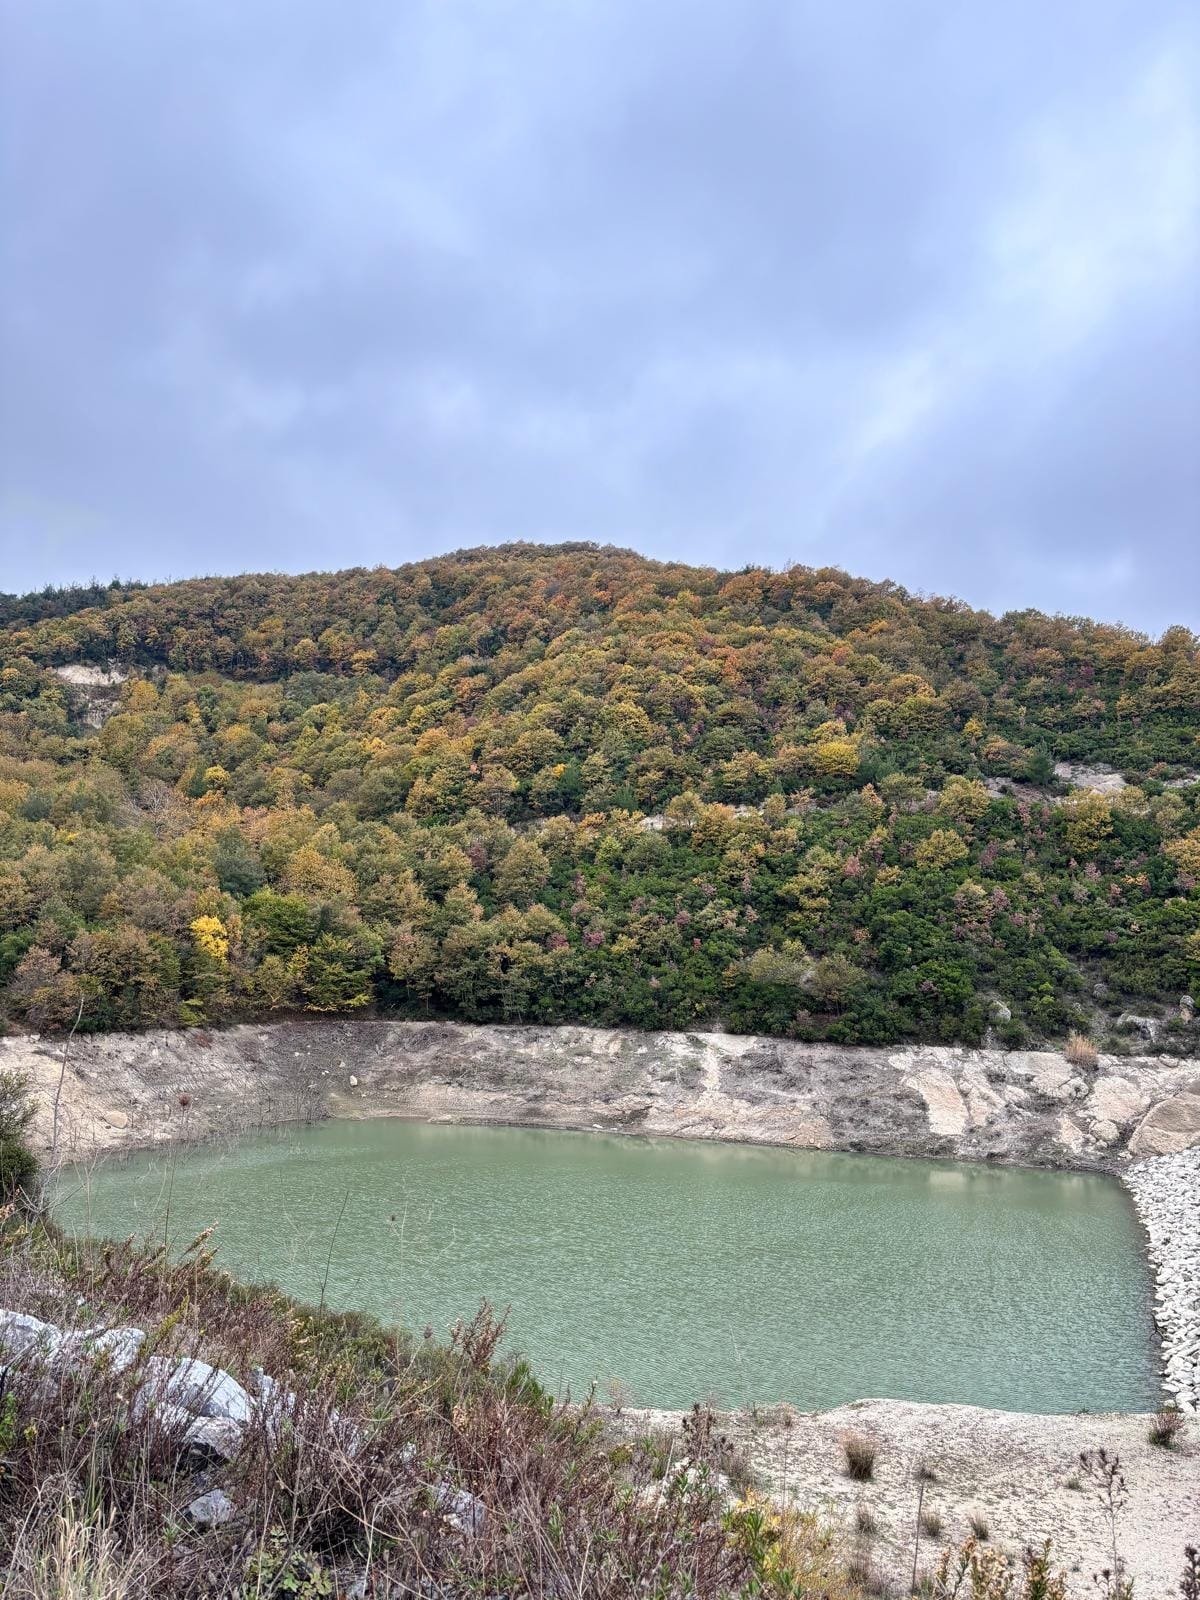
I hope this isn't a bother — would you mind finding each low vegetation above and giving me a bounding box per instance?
[841,1432,878,1482]
[0,545,1197,1050]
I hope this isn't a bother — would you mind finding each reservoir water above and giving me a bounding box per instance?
[55,1120,1159,1413]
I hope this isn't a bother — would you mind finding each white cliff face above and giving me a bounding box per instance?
[1124,1149,1200,1414]
[5,1020,1200,1171]
[51,662,127,727]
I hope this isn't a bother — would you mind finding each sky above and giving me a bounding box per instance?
[1,1,1197,634]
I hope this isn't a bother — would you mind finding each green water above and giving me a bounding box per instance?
[55,1120,1159,1413]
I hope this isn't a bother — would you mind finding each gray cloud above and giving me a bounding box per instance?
[1,0,1197,631]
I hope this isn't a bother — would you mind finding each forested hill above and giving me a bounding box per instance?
[1,543,1198,1050]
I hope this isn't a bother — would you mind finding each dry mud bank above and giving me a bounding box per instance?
[6,1017,1200,1169]
[613,1400,1198,1600]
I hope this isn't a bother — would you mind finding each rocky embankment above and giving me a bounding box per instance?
[1124,1148,1200,1414]
[7,1018,1200,1171]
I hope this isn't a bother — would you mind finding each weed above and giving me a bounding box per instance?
[968,1510,990,1541]
[1063,1031,1099,1068]
[1147,1404,1184,1449]
[842,1430,878,1481]
[920,1509,944,1539]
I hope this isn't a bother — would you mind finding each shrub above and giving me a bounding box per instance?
[0,1070,37,1203]
[920,1509,944,1539]
[1148,1404,1184,1449]
[855,1503,878,1536]
[1063,1031,1098,1068]
[968,1511,990,1540]
[842,1432,878,1481]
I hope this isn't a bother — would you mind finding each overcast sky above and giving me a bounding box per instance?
[2,1,1197,633]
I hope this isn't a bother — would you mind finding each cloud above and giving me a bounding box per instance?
[1,0,1196,631]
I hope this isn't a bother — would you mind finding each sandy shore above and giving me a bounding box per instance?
[610,1399,1198,1599]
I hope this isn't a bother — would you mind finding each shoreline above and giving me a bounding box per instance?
[8,1017,1199,1414]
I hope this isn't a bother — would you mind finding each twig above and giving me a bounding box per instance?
[50,996,85,1162]
[318,1186,351,1311]
[910,1475,925,1596]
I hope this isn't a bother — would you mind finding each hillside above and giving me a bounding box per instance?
[1,543,1198,1048]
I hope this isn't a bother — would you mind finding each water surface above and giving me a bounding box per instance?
[55,1120,1158,1413]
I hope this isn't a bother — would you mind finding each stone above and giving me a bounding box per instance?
[349,1074,359,1088]
[0,1309,63,1361]
[1085,1076,1149,1129]
[1116,1013,1161,1044]
[1029,1061,1076,1102]
[186,1488,235,1527]
[989,1001,1012,1024]
[1091,1120,1119,1145]
[902,1069,968,1137]
[102,1108,129,1129]
[80,1324,145,1372]
[1056,1115,1086,1154]
[183,1414,245,1461]
[1130,1093,1200,1156]
[141,1355,253,1424]
[435,1483,487,1537]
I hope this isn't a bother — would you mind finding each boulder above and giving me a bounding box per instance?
[0,1309,63,1361]
[1085,1076,1149,1129]
[141,1355,253,1424]
[1129,1093,1200,1156]
[186,1488,235,1528]
[102,1109,129,1129]
[435,1484,487,1537]
[901,1069,968,1137]
[80,1324,145,1372]
[1116,1013,1161,1044]
[183,1414,245,1462]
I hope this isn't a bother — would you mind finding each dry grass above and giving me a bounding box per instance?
[0,1219,751,1599]
[1148,1405,1185,1449]
[1063,1031,1099,1068]
[841,1432,878,1482]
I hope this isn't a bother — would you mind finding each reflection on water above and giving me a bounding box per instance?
[55,1121,1158,1414]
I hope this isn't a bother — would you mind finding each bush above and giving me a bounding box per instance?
[1148,1405,1184,1449]
[842,1432,878,1481]
[0,1070,36,1203]
[1063,1031,1098,1068]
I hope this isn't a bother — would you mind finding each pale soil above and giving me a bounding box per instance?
[613,1400,1199,1599]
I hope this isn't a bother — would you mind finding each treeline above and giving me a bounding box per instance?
[0,544,1197,1047]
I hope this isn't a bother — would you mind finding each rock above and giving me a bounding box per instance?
[1085,1076,1149,1129]
[1056,1115,1087,1154]
[80,1324,145,1372]
[186,1488,235,1527]
[1116,1013,1161,1044]
[1092,980,1110,1000]
[1130,1093,1200,1156]
[183,1414,245,1462]
[1091,1119,1119,1145]
[901,1068,968,1137]
[349,1074,359,1088]
[1181,995,1196,1019]
[989,1001,1012,1024]
[102,1108,129,1129]
[1029,1061,1077,1102]
[141,1355,253,1424]
[0,1309,63,1361]
[435,1484,487,1537]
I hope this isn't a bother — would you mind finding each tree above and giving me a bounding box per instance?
[916,829,969,870]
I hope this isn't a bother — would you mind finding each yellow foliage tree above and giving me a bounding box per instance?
[190,915,229,963]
